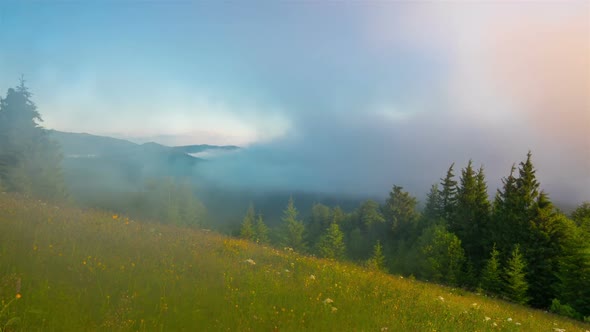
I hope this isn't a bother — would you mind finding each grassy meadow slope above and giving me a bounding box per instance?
[0,194,588,331]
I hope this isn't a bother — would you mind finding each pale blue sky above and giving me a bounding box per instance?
[0,1,443,145]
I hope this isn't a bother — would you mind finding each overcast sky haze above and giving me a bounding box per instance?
[0,1,589,203]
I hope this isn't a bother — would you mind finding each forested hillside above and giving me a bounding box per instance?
[1,81,589,324]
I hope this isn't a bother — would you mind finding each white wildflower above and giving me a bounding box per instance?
[553,329,565,332]
[285,269,290,273]
[381,328,388,332]
[516,322,521,326]
[438,296,445,302]
[331,306,337,313]
[493,322,497,327]
[244,258,256,265]
[323,298,334,304]
[471,303,478,307]
[485,317,491,321]
[507,317,512,322]
[309,274,316,280]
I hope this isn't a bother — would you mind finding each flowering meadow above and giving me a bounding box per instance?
[1,194,588,331]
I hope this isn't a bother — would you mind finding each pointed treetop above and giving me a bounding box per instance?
[517,151,540,209]
[536,190,553,210]
[440,162,458,221]
[458,160,476,191]
[283,196,299,221]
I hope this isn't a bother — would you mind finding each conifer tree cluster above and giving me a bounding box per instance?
[239,204,270,244]
[232,153,590,320]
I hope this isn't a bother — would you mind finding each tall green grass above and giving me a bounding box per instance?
[0,194,588,331]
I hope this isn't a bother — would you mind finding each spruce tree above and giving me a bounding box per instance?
[384,185,419,240]
[516,151,540,212]
[493,155,581,309]
[317,221,346,260]
[492,165,519,257]
[240,204,256,241]
[504,245,529,304]
[281,197,307,252]
[481,244,502,294]
[452,161,489,268]
[445,233,466,286]
[440,163,458,223]
[254,215,270,244]
[367,240,387,272]
[474,166,491,253]
[526,193,574,308]
[0,80,67,200]
[452,161,477,252]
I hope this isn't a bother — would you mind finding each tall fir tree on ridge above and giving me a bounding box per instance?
[440,163,458,224]
[451,161,477,257]
[492,164,519,259]
[0,78,66,200]
[516,151,540,213]
[474,166,491,254]
[451,161,490,269]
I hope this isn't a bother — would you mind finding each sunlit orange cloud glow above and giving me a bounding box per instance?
[360,1,589,200]
[490,6,589,147]
[364,0,589,155]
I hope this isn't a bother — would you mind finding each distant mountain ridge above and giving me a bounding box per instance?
[173,144,240,154]
[47,130,240,194]
[47,130,239,158]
